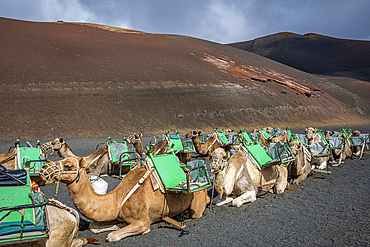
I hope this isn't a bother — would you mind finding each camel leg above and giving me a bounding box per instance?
[293,172,309,185]
[89,221,126,234]
[187,189,209,219]
[212,194,233,206]
[106,221,150,242]
[317,160,327,170]
[232,190,256,207]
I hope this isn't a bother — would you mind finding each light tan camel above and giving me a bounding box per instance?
[288,139,312,184]
[41,138,111,177]
[40,157,209,242]
[305,127,330,170]
[210,148,287,207]
[185,130,227,160]
[45,200,88,247]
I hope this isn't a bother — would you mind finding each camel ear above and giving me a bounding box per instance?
[59,138,65,144]
[140,133,142,138]
[80,157,89,169]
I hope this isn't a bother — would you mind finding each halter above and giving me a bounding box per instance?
[40,157,81,184]
[41,140,62,156]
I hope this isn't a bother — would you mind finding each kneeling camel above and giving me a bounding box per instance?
[210,148,287,207]
[40,157,209,242]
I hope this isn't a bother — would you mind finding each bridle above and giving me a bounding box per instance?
[41,139,62,156]
[40,157,81,185]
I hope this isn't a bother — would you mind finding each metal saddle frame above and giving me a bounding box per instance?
[9,140,46,179]
[97,137,139,179]
[164,131,195,154]
[146,150,211,194]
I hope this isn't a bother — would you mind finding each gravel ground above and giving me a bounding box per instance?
[1,126,369,246]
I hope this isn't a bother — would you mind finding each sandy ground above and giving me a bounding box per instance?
[2,126,367,246]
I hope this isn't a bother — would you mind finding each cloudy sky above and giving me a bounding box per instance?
[1,0,369,43]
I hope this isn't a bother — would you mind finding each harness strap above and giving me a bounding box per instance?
[120,168,154,207]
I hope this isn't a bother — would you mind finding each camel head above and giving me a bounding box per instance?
[289,139,302,156]
[40,157,85,184]
[223,129,233,136]
[265,127,274,133]
[210,148,228,173]
[185,130,200,139]
[350,130,361,137]
[127,133,142,144]
[41,137,65,156]
[305,127,316,141]
[324,131,333,138]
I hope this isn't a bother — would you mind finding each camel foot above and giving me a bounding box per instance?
[71,237,89,247]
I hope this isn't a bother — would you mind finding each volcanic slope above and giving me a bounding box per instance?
[229,32,370,100]
[0,18,369,140]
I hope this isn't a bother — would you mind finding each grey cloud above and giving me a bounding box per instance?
[0,0,369,43]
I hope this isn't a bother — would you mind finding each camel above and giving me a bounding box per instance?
[126,133,172,157]
[41,138,111,177]
[257,129,290,147]
[349,130,363,157]
[39,156,209,242]
[288,139,312,184]
[45,200,89,247]
[126,133,147,156]
[210,148,287,207]
[305,127,330,170]
[186,130,229,160]
[324,131,352,165]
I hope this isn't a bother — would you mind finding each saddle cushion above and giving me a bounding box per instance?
[0,167,27,186]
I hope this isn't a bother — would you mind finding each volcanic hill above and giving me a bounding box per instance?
[0,18,369,140]
[229,32,370,100]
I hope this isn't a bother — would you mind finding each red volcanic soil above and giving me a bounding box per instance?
[0,18,369,140]
[229,32,370,101]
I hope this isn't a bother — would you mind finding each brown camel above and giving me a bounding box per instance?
[257,129,290,147]
[288,139,312,184]
[41,138,121,176]
[186,130,227,160]
[126,133,171,157]
[40,157,209,242]
[349,130,363,157]
[126,133,147,156]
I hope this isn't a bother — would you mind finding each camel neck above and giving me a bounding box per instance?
[59,144,78,158]
[66,169,126,222]
[135,141,147,155]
